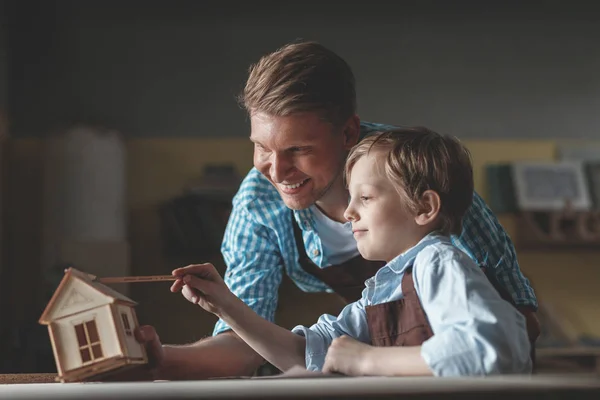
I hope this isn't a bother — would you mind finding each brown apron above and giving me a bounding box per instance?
[365,268,433,347]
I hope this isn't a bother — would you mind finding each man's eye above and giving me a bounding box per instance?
[360,196,371,201]
[289,147,310,153]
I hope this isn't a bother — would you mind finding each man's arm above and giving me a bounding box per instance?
[213,192,286,338]
[129,326,263,381]
[159,331,264,379]
[462,193,541,342]
[457,192,538,309]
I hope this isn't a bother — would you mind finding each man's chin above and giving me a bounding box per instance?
[280,194,314,211]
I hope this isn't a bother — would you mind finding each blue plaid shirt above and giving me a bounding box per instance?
[213,122,537,336]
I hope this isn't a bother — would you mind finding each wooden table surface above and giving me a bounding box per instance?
[1,373,600,400]
[0,374,58,384]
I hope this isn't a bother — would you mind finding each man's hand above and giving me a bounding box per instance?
[100,325,165,381]
[170,263,236,317]
[135,325,166,374]
[322,335,374,376]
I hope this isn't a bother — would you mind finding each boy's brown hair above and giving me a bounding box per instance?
[345,127,474,235]
[238,40,356,127]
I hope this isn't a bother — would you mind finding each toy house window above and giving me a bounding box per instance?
[74,319,104,364]
[121,312,132,336]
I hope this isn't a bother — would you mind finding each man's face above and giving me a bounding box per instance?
[250,112,356,210]
[344,152,419,262]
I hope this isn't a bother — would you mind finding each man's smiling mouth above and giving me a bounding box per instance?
[280,178,309,191]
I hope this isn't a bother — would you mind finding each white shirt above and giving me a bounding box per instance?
[310,205,360,266]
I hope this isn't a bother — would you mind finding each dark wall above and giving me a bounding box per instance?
[5,0,600,139]
[0,0,7,112]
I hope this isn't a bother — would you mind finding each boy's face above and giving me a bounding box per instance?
[251,111,357,210]
[344,152,422,263]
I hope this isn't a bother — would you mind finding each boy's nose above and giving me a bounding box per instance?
[343,206,357,222]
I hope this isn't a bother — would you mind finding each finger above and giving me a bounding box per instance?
[322,357,334,374]
[134,326,162,363]
[181,285,201,304]
[331,335,350,348]
[135,326,159,349]
[170,277,185,293]
[182,274,213,292]
[172,263,214,277]
[134,325,152,343]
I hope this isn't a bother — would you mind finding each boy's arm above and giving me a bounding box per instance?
[177,266,306,372]
[322,335,432,376]
[292,293,371,371]
[413,247,532,376]
[217,288,373,373]
[218,292,307,372]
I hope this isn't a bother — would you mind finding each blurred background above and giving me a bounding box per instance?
[1,0,600,375]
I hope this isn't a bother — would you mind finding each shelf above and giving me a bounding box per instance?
[536,347,600,375]
[537,347,600,357]
[496,211,600,251]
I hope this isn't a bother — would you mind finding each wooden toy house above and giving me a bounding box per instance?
[39,267,147,383]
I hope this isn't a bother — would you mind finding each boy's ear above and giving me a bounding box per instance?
[415,190,441,227]
[342,115,361,150]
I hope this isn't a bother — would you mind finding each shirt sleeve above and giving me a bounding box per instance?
[213,204,284,336]
[291,293,370,371]
[455,192,538,309]
[413,246,532,376]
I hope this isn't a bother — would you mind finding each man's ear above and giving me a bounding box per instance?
[342,115,361,150]
[415,190,441,227]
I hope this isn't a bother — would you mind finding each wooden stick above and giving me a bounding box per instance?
[98,275,178,284]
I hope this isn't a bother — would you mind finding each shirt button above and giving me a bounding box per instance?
[312,249,320,257]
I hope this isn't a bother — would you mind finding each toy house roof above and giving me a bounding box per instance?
[39,267,137,324]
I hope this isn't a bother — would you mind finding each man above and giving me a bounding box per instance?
[134,40,540,380]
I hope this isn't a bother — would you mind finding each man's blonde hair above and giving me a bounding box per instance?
[238,40,356,127]
[345,128,474,235]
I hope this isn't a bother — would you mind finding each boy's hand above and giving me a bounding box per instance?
[322,335,374,376]
[170,263,234,316]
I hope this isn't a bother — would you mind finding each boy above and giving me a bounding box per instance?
[173,127,532,376]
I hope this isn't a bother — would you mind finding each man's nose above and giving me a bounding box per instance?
[270,153,293,183]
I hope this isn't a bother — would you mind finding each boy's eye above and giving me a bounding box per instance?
[360,196,371,201]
